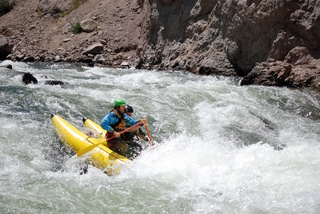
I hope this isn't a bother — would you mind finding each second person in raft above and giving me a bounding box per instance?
[101,99,146,160]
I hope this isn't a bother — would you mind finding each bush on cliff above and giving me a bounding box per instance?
[72,22,82,34]
[0,0,15,16]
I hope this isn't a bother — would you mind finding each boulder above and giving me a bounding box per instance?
[82,43,103,55]
[120,61,130,68]
[80,19,98,33]
[22,73,38,85]
[45,80,65,86]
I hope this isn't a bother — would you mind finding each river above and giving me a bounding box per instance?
[0,60,320,213]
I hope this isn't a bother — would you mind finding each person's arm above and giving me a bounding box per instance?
[101,113,122,138]
[101,113,116,133]
[124,113,138,126]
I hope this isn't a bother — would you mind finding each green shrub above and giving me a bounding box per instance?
[0,0,15,16]
[72,22,82,34]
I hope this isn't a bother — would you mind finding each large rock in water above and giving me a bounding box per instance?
[22,73,38,85]
[0,35,11,60]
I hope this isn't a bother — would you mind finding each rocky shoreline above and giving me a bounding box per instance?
[0,0,319,90]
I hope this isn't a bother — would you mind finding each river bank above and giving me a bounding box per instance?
[0,0,319,90]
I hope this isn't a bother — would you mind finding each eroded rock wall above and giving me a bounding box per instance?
[142,0,320,89]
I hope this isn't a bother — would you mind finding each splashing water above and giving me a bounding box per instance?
[0,61,320,213]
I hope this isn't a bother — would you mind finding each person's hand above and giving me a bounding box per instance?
[113,131,120,138]
[140,118,147,125]
[144,136,150,141]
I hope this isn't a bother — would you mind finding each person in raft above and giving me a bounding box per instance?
[125,105,150,142]
[101,99,146,160]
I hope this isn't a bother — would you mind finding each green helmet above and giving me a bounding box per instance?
[113,99,126,107]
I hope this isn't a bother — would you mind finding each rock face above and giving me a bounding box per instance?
[0,0,319,90]
[241,47,320,88]
[143,0,320,89]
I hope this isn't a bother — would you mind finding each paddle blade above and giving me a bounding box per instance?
[77,139,106,157]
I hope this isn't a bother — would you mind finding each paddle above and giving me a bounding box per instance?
[141,119,154,146]
[77,138,106,157]
[77,121,143,157]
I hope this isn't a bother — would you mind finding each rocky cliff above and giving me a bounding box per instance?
[144,0,320,89]
[0,0,319,90]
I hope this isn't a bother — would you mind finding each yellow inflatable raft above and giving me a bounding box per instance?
[51,114,130,175]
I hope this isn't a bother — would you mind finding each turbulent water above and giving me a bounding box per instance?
[0,60,320,213]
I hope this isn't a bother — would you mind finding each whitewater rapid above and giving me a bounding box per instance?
[0,60,319,213]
